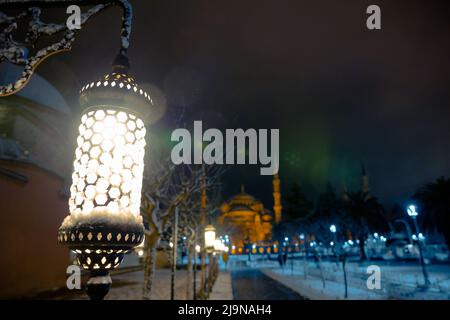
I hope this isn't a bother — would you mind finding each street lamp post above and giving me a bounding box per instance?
[58,54,153,300]
[407,205,430,287]
[330,224,339,266]
[204,224,216,296]
[212,239,223,284]
[193,240,200,300]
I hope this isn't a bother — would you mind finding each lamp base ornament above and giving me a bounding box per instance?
[86,271,112,300]
[58,222,144,300]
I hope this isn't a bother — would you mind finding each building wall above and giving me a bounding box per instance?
[12,107,73,179]
[0,160,69,298]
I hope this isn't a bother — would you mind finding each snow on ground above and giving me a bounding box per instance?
[262,268,383,300]
[260,259,450,300]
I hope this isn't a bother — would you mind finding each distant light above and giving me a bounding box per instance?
[330,225,336,233]
[310,243,314,247]
[348,240,354,245]
[407,205,418,217]
[330,241,334,246]
[412,234,418,241]
[418,233,425,240]
[273,244,277,248]
[183,236,186,240]
[169,242,173,248]
[195,244,201,253]
[299,233,305,240]
[252,244,256,249]
[356,240,360,244]
[284,237,289,241]
[374,233,379,238]
[232,245,236,250]
[138,250,144,257]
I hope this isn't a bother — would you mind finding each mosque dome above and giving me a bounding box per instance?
[229,186,256,203]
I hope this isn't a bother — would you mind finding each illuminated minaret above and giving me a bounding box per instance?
[361,161,370,195]
[272,173,282,224]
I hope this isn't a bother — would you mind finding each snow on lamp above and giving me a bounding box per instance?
[58,55,153,300]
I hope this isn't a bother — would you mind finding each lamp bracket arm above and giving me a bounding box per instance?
[0,0,133,96]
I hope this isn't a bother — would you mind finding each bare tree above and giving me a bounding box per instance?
[140,159,223,299]
[179,179,223,299]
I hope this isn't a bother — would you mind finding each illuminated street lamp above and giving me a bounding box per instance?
[204,224,216,253]
[204,225,216,295]
[58,55,153,300]
[329,224,338,265]
[407,205,418,217]
[213,239,224,253]
[407,204,430,287]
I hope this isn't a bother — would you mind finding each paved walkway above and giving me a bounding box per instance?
[209,271,233,300]
[231,269,307,300]
[51,269,197,300]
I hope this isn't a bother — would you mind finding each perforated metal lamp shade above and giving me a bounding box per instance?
[58,66,154,299]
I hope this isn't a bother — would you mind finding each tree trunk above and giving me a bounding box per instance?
[303,246,308,280]
[200,249,206,299]
[358,236,367,260]
[143,231,159,300]
[314,250,326,288]
[186,241,194,299]
[342,254,348,299]
[170,208,179,300]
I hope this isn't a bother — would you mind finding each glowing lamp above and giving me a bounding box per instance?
[407,205,418,217]
[330,224,337,233]
[213,239,223,252]
[58,57,154,300]
[204,225,216,252]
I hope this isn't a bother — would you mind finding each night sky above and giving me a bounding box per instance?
[20,0,450,208]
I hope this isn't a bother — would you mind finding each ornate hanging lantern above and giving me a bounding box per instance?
[58,54,153,300]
